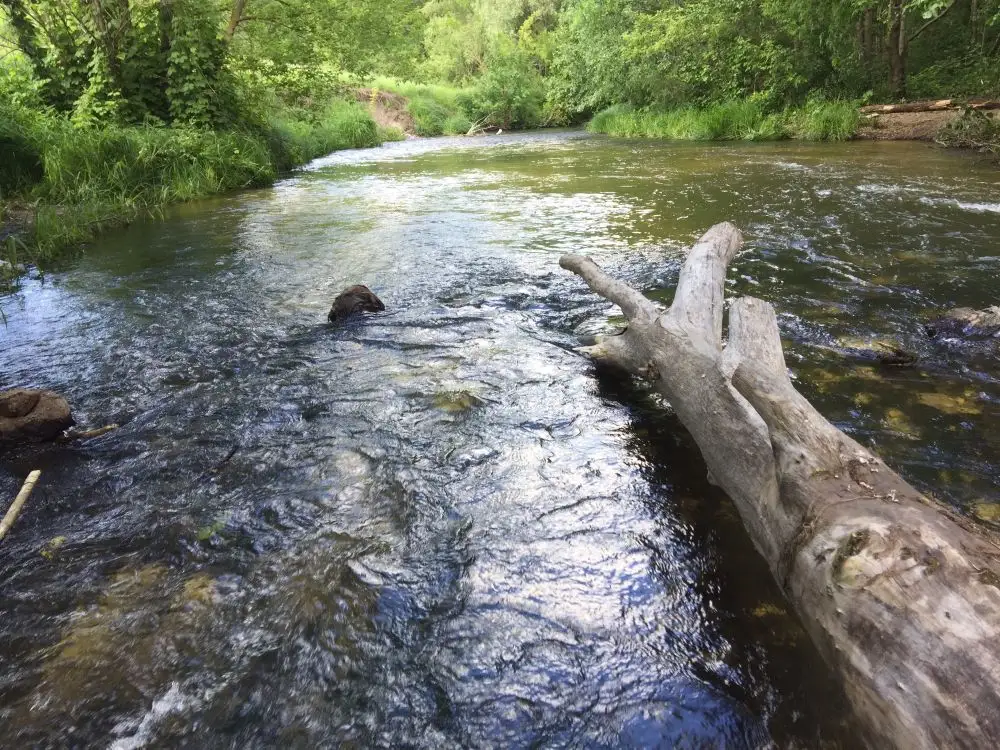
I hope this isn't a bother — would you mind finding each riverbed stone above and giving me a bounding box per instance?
[0,388,74,443]
[328,284,385,323]
[926,306,1000,339]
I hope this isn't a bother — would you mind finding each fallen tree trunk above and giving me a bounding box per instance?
[560,223,1000,750]
[861,99,1000,114]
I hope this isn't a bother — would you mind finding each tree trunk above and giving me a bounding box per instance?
[225,0,248,42]
[560,224,1000,750]
[89,0,126,95]
[887,0,907,99]
[861,7,875,67]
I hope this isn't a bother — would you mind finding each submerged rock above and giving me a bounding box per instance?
[834,336,919,367]
[328,284,385,323]
[0,388,74,443]
[926,306,1000,339]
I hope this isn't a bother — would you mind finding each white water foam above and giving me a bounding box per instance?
[109,683,193,750]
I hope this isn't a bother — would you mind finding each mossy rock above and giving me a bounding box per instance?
[917,391,982,416]
[433,390,485,413]
[883,407,920,438]
[974,503,1000,523]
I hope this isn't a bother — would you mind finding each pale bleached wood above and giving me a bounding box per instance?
[561,224,1000,750]
[0,470,41,543]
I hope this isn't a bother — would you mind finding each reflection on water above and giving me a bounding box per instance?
[2,131,999,748]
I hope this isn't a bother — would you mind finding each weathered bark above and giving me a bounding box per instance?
[887,0,907,99]
[861,7,876,67]
[225,0,248,42]
[560,223,1000,750]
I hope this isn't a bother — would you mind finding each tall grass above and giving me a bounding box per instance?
[787,100,860,141]
[589,100,859,142]
[368,77,472,136]
[268,99,381,168]
[1,98,385,265]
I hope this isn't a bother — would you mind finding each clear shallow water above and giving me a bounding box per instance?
[2,131,999,748]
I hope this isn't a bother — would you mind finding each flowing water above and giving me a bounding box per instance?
[2,131,999,748]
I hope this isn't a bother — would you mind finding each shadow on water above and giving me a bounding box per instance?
[0,131,997,748]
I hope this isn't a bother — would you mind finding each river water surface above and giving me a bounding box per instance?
[2,132,999,748]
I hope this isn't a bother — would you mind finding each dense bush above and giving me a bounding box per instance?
[461,48,546,129]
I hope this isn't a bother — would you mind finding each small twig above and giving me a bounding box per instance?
[61,424,119,442]
[0,470,41,544]
[210,444,240,474]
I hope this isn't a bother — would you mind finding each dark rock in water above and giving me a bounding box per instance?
[0,388,74,443]
[832,337,919,367]
[925,306,1000,339]
[328,285,385,323]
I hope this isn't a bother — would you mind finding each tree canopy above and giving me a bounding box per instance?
[1,0,998,129]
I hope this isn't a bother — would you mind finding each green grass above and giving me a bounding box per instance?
[367,77,473,136]
[588,100,859,142]
[1,98,385,267]
[787,100,860,141]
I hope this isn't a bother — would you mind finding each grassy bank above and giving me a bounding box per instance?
[588,100,860,142]
[369,68,552,136]
[367,78,474,136]
[0,98,385,278]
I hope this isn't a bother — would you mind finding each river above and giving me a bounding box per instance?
[2,131,999,748]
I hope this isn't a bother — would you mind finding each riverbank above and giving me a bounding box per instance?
[587,101,860,142]
[856,110,960,140]
[0,99,396,285]
[587,100,1000,150]
[1,77,552,286]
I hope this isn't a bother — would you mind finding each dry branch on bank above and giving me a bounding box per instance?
[560,224,1000,750]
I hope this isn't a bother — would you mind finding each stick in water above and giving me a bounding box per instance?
[0,470,42,543]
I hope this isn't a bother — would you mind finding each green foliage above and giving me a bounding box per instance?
[908,59,1000,100]
[443,113,474,135]
[551,0,1000,116]
[408,94,458,136]
[165,1,232,128]
[462,46,546,128]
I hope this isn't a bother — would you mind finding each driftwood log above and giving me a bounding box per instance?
[561,223,1000,750]
[861,98,1000,114]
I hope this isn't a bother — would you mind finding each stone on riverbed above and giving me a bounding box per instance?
[0,388,74,443]
[926,305,1000,339]
[327,285,385,323]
